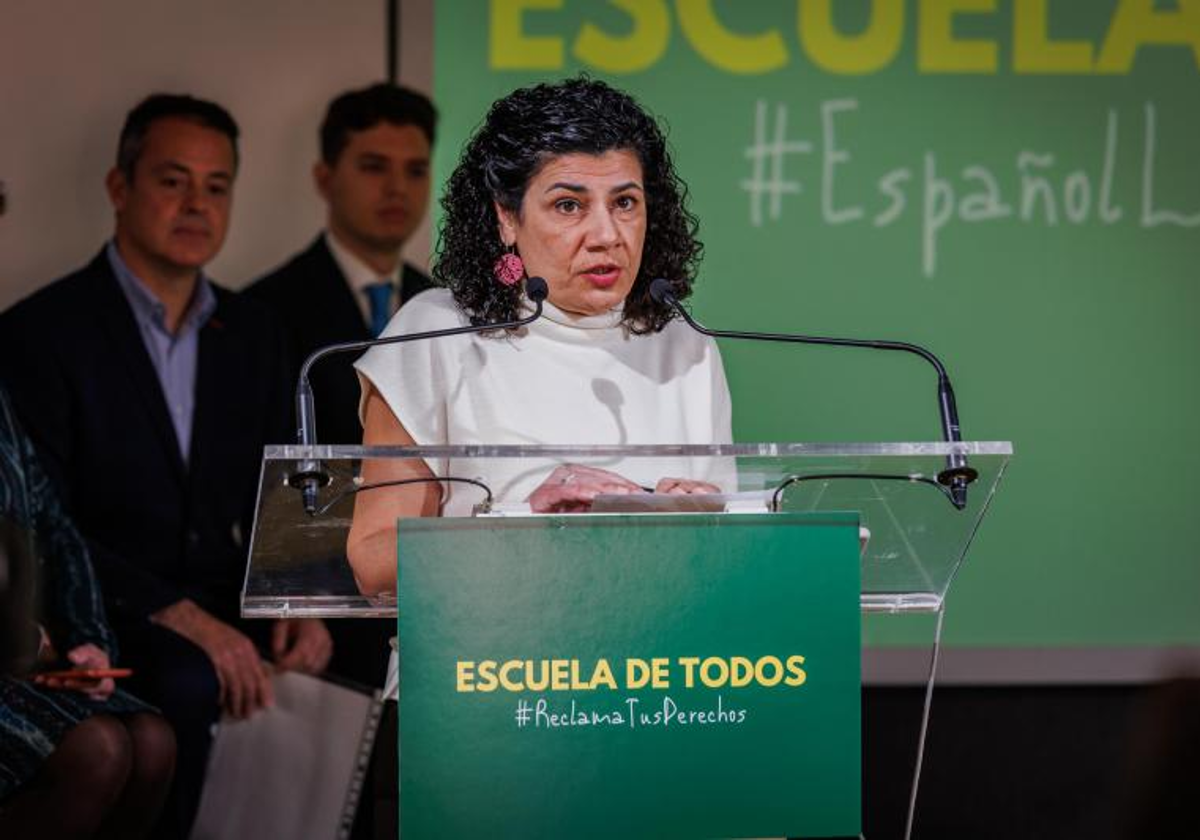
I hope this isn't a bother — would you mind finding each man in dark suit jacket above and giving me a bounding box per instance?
[0,94,332,840]
[246,83,437,447]
[245,83,436,840]
[247,236,433,445]
[246,84,436,691]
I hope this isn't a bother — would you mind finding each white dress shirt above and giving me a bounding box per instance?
[324,231,399,329]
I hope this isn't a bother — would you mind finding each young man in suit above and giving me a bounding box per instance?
[246,83,437,446]
[246,83,436,684]
[245,82,437,840]
[0,94,333,839]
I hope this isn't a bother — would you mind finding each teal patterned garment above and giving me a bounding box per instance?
[0,385,151,800]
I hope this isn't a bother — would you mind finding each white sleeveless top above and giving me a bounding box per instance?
[354,288,734,512]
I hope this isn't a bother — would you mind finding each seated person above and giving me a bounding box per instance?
[0,384,175,838]
[247,82,437,693]
[0,92,331,839]
[247,82,437,445]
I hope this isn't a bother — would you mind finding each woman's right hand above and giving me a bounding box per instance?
[32,643,116,701]
[528,464,647,513]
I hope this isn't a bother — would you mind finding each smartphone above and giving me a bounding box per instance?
[31,667,133,681]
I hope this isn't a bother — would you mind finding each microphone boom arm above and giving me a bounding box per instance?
[649,279,976,509]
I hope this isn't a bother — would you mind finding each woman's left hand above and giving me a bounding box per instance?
[529,464,648,513]
[32,644,116,701]
[654,477,721,495]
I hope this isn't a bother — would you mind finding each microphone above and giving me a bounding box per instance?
[648,278,977,509]
[289,277,550,515]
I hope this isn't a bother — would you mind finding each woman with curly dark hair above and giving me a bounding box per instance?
[347,77,732,595]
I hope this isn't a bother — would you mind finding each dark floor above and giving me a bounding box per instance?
[854,682,1200,840]
[351,682,1198,839]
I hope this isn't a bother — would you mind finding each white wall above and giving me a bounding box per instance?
[0,0,434,308]
[400,0,434,270]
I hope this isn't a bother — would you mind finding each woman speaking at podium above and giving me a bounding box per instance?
[347,77,732,597]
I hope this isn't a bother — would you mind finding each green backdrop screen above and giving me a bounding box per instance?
[433,1,1200,648]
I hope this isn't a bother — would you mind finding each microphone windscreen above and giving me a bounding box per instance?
[649,277,673,305]
[526,276,549,302]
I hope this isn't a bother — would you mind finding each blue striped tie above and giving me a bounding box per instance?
[364,282,393,337]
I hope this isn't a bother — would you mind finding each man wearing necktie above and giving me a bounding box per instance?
[364,279,396,338]
[244,86,438,838]
[247,83,437,446]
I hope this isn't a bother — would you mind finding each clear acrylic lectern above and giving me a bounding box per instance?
[244,441,1010,619]
[242,441,1011,840]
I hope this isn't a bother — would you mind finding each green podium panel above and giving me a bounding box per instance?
[397,512,862,840]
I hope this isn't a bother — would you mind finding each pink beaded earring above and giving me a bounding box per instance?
[493,245,524,286]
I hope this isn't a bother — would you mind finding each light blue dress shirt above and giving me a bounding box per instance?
[106,241,216,463]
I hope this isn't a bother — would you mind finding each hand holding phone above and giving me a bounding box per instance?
[32,667,132,681]
[31,644,123,700]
